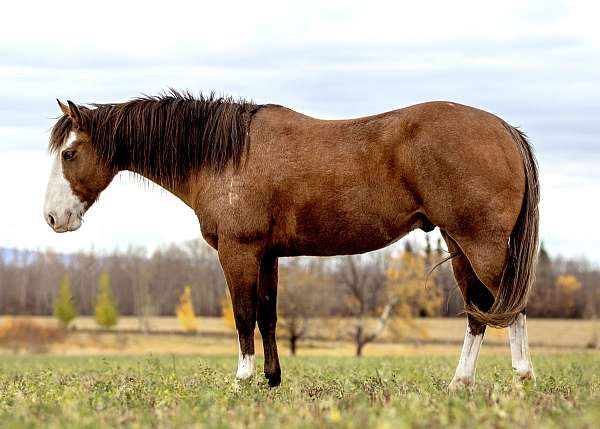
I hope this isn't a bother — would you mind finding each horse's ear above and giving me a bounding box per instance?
[66,100,84,129]
[57,99,70,116]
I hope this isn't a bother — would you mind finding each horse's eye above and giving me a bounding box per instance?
[62,150,76,161]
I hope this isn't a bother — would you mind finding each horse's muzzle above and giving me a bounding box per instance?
[45,209,82,233]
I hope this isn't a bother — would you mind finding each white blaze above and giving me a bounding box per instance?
[449,327,484,389]
[508,313,535,380]
[44,131,85,232]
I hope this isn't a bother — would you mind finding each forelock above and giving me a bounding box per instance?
[49,115,74,153]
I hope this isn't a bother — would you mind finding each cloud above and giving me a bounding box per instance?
[0,0,599,261]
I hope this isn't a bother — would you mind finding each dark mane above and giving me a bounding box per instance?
[50,90,258,185]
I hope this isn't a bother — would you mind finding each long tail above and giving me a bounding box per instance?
[466,123,540,328]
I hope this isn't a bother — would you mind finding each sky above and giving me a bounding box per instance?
[0,0,599,261]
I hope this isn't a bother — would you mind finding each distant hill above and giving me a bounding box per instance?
[1,247,37,264]
[0,247,72,265]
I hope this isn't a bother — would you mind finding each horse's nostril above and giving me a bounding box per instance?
[47,214,56,226]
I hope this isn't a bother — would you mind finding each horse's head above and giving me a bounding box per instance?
[44,100,116,233]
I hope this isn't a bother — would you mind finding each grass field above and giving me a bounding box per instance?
[1,318,599,428]
[0,353,599,428]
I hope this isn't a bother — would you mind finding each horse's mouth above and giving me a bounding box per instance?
[47,213,83,233]
[53,225,81,233]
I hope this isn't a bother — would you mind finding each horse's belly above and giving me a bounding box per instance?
[275,209,420,257]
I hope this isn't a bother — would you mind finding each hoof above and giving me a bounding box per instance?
[266,372,281,388]
[513,362,536,383]
[236,372,255,381]
[234,373,255,392]
[516,369,536,382]
[448,376,474,391]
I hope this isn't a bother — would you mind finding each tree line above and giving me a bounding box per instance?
[1,238,599,324]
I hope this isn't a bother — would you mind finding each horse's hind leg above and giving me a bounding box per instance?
[444,234,495,389]
[257,254,282,387]
[508,312,535,381]
[448,255,494,389]
[445,230,535,387]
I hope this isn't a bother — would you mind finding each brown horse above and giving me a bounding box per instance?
[44,91,539,389]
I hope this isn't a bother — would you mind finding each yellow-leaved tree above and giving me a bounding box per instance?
[385,243,442,342]
[556,275,582,317]
[222,287,236,331]
[176,286,198,332]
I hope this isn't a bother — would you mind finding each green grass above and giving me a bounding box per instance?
[0,354,599,428]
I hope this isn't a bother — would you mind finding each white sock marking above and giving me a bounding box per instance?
[235,335,255,380]
[450,326,483,388]
[508,313,535,380]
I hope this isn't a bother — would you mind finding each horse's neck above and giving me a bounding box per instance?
[123,163,197,210]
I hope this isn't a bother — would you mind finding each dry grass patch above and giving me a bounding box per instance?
[0,317,66,353]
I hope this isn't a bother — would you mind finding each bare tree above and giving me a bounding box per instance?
[278,259,330,355]
[427,237,463,318]
[121,247,156,332]
[335,253,392,356]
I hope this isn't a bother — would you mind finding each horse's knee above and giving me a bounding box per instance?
[257,313,277,335]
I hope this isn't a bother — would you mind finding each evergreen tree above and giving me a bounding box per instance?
[94,271,119,329]
[53,272,77,328]
[176,286,199,332]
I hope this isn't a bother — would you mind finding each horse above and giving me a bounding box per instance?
[44,91,539,389]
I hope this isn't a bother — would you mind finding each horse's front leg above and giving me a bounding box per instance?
[218,241,261,381]
[257,255,281,387]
